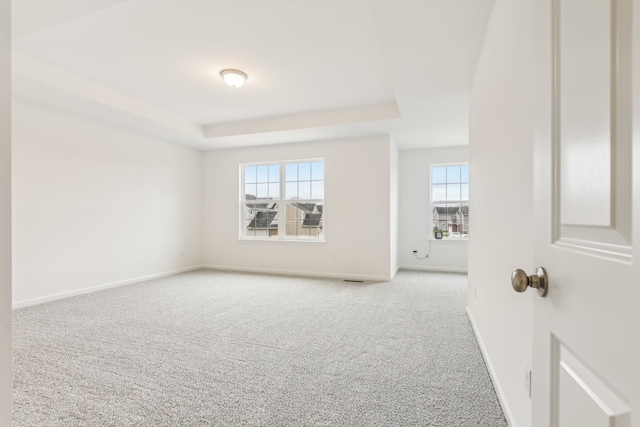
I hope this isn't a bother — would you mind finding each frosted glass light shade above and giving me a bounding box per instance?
[220,69,248,87]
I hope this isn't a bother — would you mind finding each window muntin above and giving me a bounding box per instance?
[241,160,324,240]
[431,163,469,239]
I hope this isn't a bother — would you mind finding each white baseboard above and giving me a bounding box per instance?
[466,307,516,427]
[398,265,468,274]
[13,265,205,309]
[203,265,392,282]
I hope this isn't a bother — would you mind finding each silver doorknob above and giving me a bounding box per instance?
[511,267,548,297]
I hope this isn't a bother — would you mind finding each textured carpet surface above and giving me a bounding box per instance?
[13,269,507,426]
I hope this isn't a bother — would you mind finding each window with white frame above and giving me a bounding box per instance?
[431,163,469,239]
[241,160,324,240]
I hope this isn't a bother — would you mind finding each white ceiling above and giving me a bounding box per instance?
[12,0,495,150]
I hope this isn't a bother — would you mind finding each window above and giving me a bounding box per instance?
[241,160,324,240]
[431,163,469,239]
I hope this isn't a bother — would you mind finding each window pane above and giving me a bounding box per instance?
[269,165,279,182]
[256,183,268,198]
[460,203,469,236]
[257,165,269,183]
[245,166,256,184]
[269,183,280,199]
[432,202,469,238]
[461,165,469,183]
[447,166,461,183]
[311,181,324,199]
[299,163,311,181]
[432,184,446,201]
[447,183,461,201]
[245,184,257,200]
[298,181,311,199]
[285,203,321,239]
[449,204,461,236]
[312,162,324,180]
[443,204,451,232]
[285,220,298,237]
[246,206,278,237]
[461,183,469,200]
[286,163,297,182]
[286,182,297,199]
[285,203,300,237]
[432,167,446,184]
[433,202,448,232]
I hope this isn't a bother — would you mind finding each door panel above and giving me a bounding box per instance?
[555,338,631,427]
[554,0,634,255]
[559,0,612,227]
[533,0,639,426]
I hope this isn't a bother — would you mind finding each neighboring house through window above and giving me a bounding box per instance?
[241,160,324,240]
[431,163,469,239]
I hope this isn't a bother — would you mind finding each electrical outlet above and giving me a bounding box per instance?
[524,364,531,398]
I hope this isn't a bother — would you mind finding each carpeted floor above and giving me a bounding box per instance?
[13,269,507,426]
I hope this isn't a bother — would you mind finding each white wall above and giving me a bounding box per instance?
[468,1,533,426]
[398,146,468,272]
[12,102,203,307]
[389,139,399,276]
[0,0,11,422]
[202,135,395,281]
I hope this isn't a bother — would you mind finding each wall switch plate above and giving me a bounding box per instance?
[524,364,531,398]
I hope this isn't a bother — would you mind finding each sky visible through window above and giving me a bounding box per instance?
[432,165,469,201]
[285,161,324,200]
[244,164,280,199]
[244,162,324,201]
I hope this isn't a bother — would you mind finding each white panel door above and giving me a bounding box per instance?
[532,0,639,426]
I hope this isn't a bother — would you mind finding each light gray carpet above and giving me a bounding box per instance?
[13,269,507,426]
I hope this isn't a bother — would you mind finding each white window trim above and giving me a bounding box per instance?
[239,158,325,242]
[430,162,469,241]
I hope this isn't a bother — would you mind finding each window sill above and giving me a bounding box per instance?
[238,238,326,244]
[430,238,469,243]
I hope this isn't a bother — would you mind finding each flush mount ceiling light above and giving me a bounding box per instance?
[220,69,248,88]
